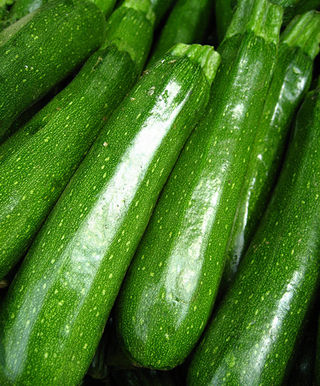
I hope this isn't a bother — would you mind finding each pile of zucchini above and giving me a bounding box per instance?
[0,0,320,385]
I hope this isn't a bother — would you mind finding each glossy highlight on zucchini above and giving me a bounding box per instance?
[0,0,155,281]
[0,43,220,386]
[187,77,320,386]
[115,0,282,371]
[221,10,320,291]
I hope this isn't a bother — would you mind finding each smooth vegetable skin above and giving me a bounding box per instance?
[0,0,106,138]
[284,308,319,386]
[187,79,320,386]
[117,0,175,27]
[7,0,116,21]
[115,0,282,371]
[283,0,320,24]
[0,0,155,281]
[0,43,219,386]
[214,0,237,44]
[146,0,214,68]
[221,10,320,291]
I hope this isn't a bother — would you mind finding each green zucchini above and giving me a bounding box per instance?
[270,0,300,5]
[7,0,116,22]
[146,0,214,68]
[283,1,320,25]
[214,0,237,44]
[0,0,155,281]
[89,0,117,17]
[0,0,106,139]
[0,43,220,386]
[284,306,319,386]
[115,0,282,371]
[187,77,320,386]
[221,10,320,292]
[5,0,50,24]
[116,0,176,27]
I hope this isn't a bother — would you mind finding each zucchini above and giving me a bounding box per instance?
[284,306,319,386]
[0,0,155,281]
[214,0,237,44]
[187,77,320,386]
[221,10,320,292]
[7,0,116,22]
[116,0,176,27]
[5,0,50,24]
[0,43,220,386]
[283,1,320,25]
[0,0,106,139]
[115,0,282,371]
[146,0,214,68]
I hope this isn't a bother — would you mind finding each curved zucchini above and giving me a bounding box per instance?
[0,0,155,281]
[115,0,282,371]
[146,0,214,68]
[221,10,320,291]
[187,78,320,386]
[0,43,219,386]
[0,0,106,138]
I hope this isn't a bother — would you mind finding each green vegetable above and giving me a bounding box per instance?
[283,0,320,25]
[0,43,219,386]
[221,10,320,292]
[214,0,237,44]
[146,0,214,68]
[187,77,320,386]
[89,0,117,17]
[7,0,116,21]
[0,0,154,281]
[116,0,176,27]
[5,0,50,23]
[284,308,319,386]
[0,0,106,139]
[115,0,282,371]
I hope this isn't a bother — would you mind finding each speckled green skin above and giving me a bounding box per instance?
[0,0,155,281]
[0,47,138,281]
[0,0,106,137]
[221,11,320,293]
[6,0,116,23]
[187,83,320,386]
[0,46,214,386]
[115,1,282,371]
[5,0,49,23]
[146,0,214,68]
